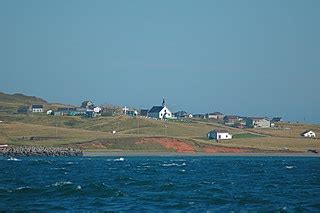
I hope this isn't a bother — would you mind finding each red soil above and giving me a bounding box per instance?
[137,137,196,153]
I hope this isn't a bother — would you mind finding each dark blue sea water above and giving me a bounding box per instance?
[1,156,319,212]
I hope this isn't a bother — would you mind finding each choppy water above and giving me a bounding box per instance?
[1,156,320,211]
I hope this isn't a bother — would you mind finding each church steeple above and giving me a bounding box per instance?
[162,98,166,107]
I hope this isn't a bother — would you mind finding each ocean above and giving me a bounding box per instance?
[0,156,319,212]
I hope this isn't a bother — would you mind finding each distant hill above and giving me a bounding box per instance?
[0,92,47,104]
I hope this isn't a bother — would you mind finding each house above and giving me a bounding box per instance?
[93,106,102,114]
[81,101,94,110]
[46,110,53,115]
[207,130,232,140]
[31,104,43,113]
[126,110,138,117]
[17,106,30,114]
[147,99,172,120]
[140,109,149,117]
[193,114,206,119]
[54,107,87,116]
[207,112,225,120]
[246,117,271,128]
[271,117,283,122]
[174,111,192,119]
[224,115,240,126]
[301,130,316,138]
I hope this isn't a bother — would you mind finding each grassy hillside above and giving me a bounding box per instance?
[0,92,47,104]
[1,91,320,153]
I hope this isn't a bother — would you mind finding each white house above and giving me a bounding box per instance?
[148,99,172,120]
[93,106,102,113]
[31,104,43,113]
[207,130,233,140]
[301,130,316,138]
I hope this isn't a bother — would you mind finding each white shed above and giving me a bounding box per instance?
[301,130,316,138]
[207,130,232,140]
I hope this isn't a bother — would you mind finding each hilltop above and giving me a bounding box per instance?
[0,92,47,104]
[0,91,319,155]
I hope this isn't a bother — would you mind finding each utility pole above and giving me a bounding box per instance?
[164,123,167,136]
[137,116,140,134]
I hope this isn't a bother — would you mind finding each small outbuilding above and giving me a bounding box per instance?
[301,130,316,138]
[207,130,233,140]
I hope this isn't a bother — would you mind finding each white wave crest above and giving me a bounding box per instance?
[163,162,186,167]
[7,157,21,161]
[285,166,296,169]
[53,181,73,187]
[114,158,125,162]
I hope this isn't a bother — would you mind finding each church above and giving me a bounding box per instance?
[147,99,172,120]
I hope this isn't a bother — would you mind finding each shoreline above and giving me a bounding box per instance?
[83,151,320,157]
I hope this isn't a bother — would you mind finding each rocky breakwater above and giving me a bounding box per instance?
[0,146,83,156]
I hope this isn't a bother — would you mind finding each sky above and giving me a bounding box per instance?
[0,0,319,123]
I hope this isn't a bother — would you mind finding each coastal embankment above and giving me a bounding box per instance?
[0,146,83,156]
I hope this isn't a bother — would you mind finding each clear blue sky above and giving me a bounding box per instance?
[0,0,319,123]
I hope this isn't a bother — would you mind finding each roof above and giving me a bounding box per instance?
[174,111,188,116]
[224,115,239,119]
[271,117,282,122]
[57,107,77,112]
[209,129,230,133]
[249,117,270,121]
[148,106,164,113]
[209,112,224,115]
[32,104,43,108]
[301,130,314,135]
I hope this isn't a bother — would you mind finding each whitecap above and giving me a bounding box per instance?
[162,163,179,167]
[114,157,125,162]
[7,157,21,161]
[163,162,186,167]
[53,181,73,187]
[170,159,186,162]
[66,161,78,165]
[76,185,82,190]
[16,186,31,190]
[285,166,296,169]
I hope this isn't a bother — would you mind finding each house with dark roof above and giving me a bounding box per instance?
[81,101,94,110]
[140,109,149,117]
[224,115,240,126]
[174,111,192,119]
[271,117,283,122]
[17,106,30,114]
[31,104,43,113]
[147,99,172,120]
[245,117,271,128]
[206,112,225,120]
